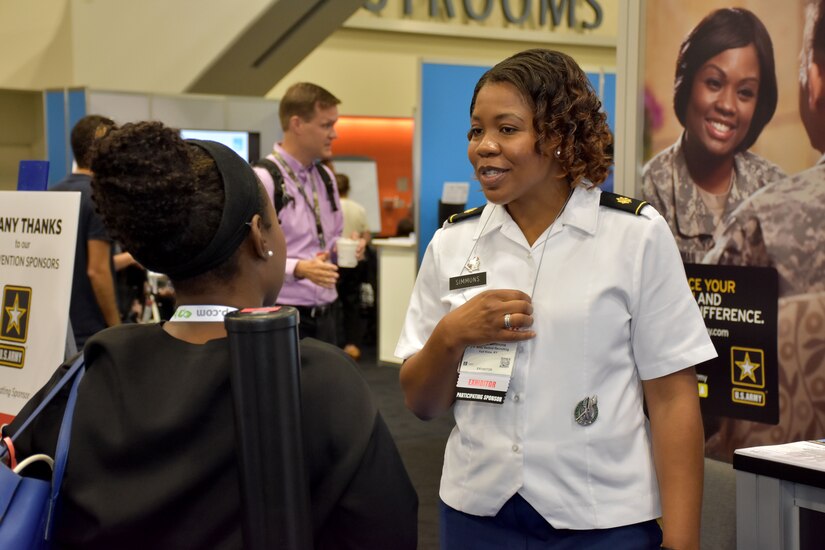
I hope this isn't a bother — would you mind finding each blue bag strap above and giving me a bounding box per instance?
[44,364,85,540]
[5,354,85,446]
[0,354,86,465]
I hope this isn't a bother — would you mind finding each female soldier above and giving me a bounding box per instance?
[6,122,417,549]
[642,8,785,263]
[397,49,715,549]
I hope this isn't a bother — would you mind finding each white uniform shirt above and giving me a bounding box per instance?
[396,185,716,529]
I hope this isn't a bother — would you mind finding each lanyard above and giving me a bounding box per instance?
[169,305,238,322]
[459,190,573,299]
[272,150,327,249]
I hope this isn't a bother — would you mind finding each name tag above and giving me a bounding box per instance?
[449,272,487,290]
[455,342,517,405]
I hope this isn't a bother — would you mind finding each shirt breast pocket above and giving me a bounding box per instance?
[444,283,487,312]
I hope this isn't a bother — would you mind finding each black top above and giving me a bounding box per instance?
[9,324,417,549]
[51,173,113,348]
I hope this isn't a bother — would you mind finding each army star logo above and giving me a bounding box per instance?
[616,197,632,205]
[736,352,761,383]
[730,346,765,389]
[5,294,26,334]
[1,286,32,343]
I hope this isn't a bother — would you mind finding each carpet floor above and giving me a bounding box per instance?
[357,345,454,550]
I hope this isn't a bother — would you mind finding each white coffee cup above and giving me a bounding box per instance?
[336,237,358,268]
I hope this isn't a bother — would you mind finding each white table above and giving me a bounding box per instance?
[372,237,417,365]
[734,441,825,550]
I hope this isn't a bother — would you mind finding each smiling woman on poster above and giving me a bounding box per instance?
[642,8,785,263]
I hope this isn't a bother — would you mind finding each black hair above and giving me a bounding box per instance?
[470,48,613,186]
[90,121,270,292]
[335,172,350,196]
[71,115,116,169]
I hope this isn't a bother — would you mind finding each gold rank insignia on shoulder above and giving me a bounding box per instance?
[447,206,483,224]
[599,191,648,215]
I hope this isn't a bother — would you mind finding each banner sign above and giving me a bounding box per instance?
[686,263,778,424]
[0,191,79,416]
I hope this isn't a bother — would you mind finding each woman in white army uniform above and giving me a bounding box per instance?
[396,49,716,550]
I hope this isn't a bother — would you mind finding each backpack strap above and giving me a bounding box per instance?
[313,162,339,212]
[251,158,292,214]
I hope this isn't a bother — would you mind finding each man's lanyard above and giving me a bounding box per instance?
[272,150,327,250]
[169,305,238,322]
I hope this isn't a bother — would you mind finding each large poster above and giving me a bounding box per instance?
[686,264,778,424]
[0,191,79,418]
[642,0,825,460]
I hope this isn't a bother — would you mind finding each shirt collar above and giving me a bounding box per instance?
[274,143,312,176]
[471,184,600,241]
[561,184,600,236]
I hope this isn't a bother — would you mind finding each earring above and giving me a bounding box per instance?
[554,148,561,158]
[267,250,274,257]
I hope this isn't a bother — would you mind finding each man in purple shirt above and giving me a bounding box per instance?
[253,82,345,342]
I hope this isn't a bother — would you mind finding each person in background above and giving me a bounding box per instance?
[703,0,825,461]
[52,115,121,350]
[5,121,418,548]
[395,216,414,238]
[253,82,362,343]
[642,8,785,263]
[335,172,370,360]
[396,49,715,549]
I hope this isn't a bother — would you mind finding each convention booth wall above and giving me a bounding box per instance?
[332,116,414,237]
[39,88,282,187]
[0,90,46,191]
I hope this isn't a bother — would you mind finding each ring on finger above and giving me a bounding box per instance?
[504,313,512,329]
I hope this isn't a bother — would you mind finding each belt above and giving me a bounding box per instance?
[289,304,334,319]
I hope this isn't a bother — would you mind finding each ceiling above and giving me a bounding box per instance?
[187,0,364,96]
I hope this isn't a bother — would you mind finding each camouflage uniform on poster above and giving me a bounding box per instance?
[701,160,825,461]
[642,135,785,263]
[705,159,825,297]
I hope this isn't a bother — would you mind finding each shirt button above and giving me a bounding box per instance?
[513,394,520,402]
[512,444,520,453]
[527,252,532,259]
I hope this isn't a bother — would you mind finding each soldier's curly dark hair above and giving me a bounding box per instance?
[470,48,613,186]
[89,121,269,291]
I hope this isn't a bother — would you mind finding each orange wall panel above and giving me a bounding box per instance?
[333,116,413,237]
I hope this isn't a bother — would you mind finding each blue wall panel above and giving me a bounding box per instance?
[419,63,489,261]
[45,91,67,188]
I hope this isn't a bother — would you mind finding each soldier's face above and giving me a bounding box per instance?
[468,82,558,207]
[684,45,760,159]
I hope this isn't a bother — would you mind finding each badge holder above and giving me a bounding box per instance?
[455,342,518,405]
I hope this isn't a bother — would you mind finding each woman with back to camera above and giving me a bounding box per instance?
[396,49,716,549]
[4,122,417,549]
[642,7,785,263]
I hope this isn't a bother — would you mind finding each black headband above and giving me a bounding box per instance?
[158,139,260,280]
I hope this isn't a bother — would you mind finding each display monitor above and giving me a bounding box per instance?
[179,129,261,162]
